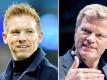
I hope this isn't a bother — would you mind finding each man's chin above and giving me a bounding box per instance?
[14,53,30,61]
[80,50,98,60]
[79,50,91,58]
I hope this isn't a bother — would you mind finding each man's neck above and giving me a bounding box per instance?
[84,59,99,69]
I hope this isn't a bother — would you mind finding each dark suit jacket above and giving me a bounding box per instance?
[0,48,58,80]
[59,49,107,80]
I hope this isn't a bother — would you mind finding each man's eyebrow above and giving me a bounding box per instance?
[10,29,20,31]
[25,28,34,30]
[81,27,90,30]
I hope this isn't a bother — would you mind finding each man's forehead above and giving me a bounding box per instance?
[9,27,35,30]
[83,15,107,23]
[6,16,37,28]
[80,18,107,35]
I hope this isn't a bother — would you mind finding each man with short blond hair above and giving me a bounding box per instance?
[0,3,57,80]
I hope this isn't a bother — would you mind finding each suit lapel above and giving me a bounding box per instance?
[97,58,107,80]
[62,50,74,74]
[18,48,45,80]
[102,62,107,79]
[3,60,13,80]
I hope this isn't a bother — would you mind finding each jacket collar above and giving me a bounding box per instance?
[61,50,74,75]
[2,48,45,80]
[24,48,45,72]
[99,58,107,79]
[62,50,74,69]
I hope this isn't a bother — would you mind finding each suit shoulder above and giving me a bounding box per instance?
[39,57,58,80]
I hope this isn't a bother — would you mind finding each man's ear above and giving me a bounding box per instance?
[38,32,43,43]
[2,32,7,44]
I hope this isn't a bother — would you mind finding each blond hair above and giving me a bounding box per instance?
[4,3,40,33]
[76,4,107,28]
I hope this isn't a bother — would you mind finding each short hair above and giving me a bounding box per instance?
[76,4,107,28]
[4,3,41,33]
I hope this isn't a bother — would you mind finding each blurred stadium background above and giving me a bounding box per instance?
[0,0,58,73]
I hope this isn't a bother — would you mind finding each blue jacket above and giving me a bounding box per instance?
[0,48,58,80]
[59,50,107,80]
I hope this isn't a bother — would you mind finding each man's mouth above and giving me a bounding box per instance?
[82,44,96,49]
[17,45,29,48]
[83,44,88,47]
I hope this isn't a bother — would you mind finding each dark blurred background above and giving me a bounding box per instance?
[59,0,107,62]
[0,0,58,73]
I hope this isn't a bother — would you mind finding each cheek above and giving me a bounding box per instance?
[75,34,81,49]
[6,36,13,42]
[75,33,85,44]
[103,40,107,48]
[6,39,14,49]
[30,36,40,46]
[7,36,18,46]
[96,40,107,54]
[99,41,107,50]
[30,37,40,52]
[13,36,18,40]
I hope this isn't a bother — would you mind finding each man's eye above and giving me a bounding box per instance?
[81,28,91,34]
[27,30,33,33]
[12,32,20,35]
[12,31,19,34]
[96,34,104,38]
[97,34,102,37]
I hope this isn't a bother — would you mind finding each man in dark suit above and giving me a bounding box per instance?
[0,3,58,80]
[59,4,107,80]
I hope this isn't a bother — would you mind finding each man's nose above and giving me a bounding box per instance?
[86,33,96,43]
[19,33,26,43]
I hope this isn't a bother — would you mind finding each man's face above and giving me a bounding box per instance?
[3,15,42,61]
[75,16,107,62]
